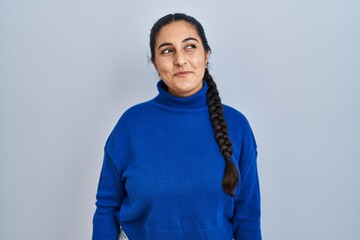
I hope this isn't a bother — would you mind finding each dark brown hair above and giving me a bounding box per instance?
[150,13,239,196]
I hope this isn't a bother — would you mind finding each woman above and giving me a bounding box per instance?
[93,13,261,240]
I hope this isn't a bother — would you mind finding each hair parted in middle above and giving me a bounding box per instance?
[149,13,239,196]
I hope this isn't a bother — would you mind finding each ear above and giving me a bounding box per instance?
[205,51,210,66]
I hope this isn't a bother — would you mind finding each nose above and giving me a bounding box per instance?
[174,52,187,67]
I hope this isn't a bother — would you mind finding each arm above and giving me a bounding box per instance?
[233,132,262,240]
[92,147,125,240]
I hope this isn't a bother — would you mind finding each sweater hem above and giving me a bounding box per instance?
[123,224,233,240]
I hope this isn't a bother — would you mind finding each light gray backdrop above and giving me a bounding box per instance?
[1,0,359,239]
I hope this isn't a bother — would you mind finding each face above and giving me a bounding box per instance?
[153,21,209,97]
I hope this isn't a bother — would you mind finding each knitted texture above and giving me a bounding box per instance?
[93,81,261,240]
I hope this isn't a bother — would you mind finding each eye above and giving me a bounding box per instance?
[161,48,173,54]
[185,44,197,50]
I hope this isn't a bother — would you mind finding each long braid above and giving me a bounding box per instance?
[150,13,239,196]
[205,68,239,196]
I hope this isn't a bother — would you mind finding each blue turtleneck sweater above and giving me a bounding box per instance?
[93,81,261,240]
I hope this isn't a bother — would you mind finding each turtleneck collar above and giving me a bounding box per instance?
[153,80,208,109]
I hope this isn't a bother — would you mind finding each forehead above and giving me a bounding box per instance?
[155,21,200,46]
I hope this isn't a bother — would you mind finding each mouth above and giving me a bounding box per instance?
[174,71,193,77]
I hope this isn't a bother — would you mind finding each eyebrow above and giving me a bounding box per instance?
[157,37,199,49]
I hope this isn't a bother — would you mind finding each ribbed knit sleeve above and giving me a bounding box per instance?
[233,120,262,240]
[93,125,128,240]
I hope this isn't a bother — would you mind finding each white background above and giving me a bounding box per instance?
[1,0,359,239]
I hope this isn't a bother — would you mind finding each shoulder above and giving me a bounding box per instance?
[106,100,154,145]
[222,104,257,151]
[120,100,154,121]
[112,99,157,130]
[223,104,252,132]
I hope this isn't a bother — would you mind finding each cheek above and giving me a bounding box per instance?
[190,54,207,68]
[193,58,207,71]
[155,59,172,74]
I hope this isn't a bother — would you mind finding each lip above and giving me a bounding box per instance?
[174,71,193,77]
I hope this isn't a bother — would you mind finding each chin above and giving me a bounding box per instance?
[176,83,196,91]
